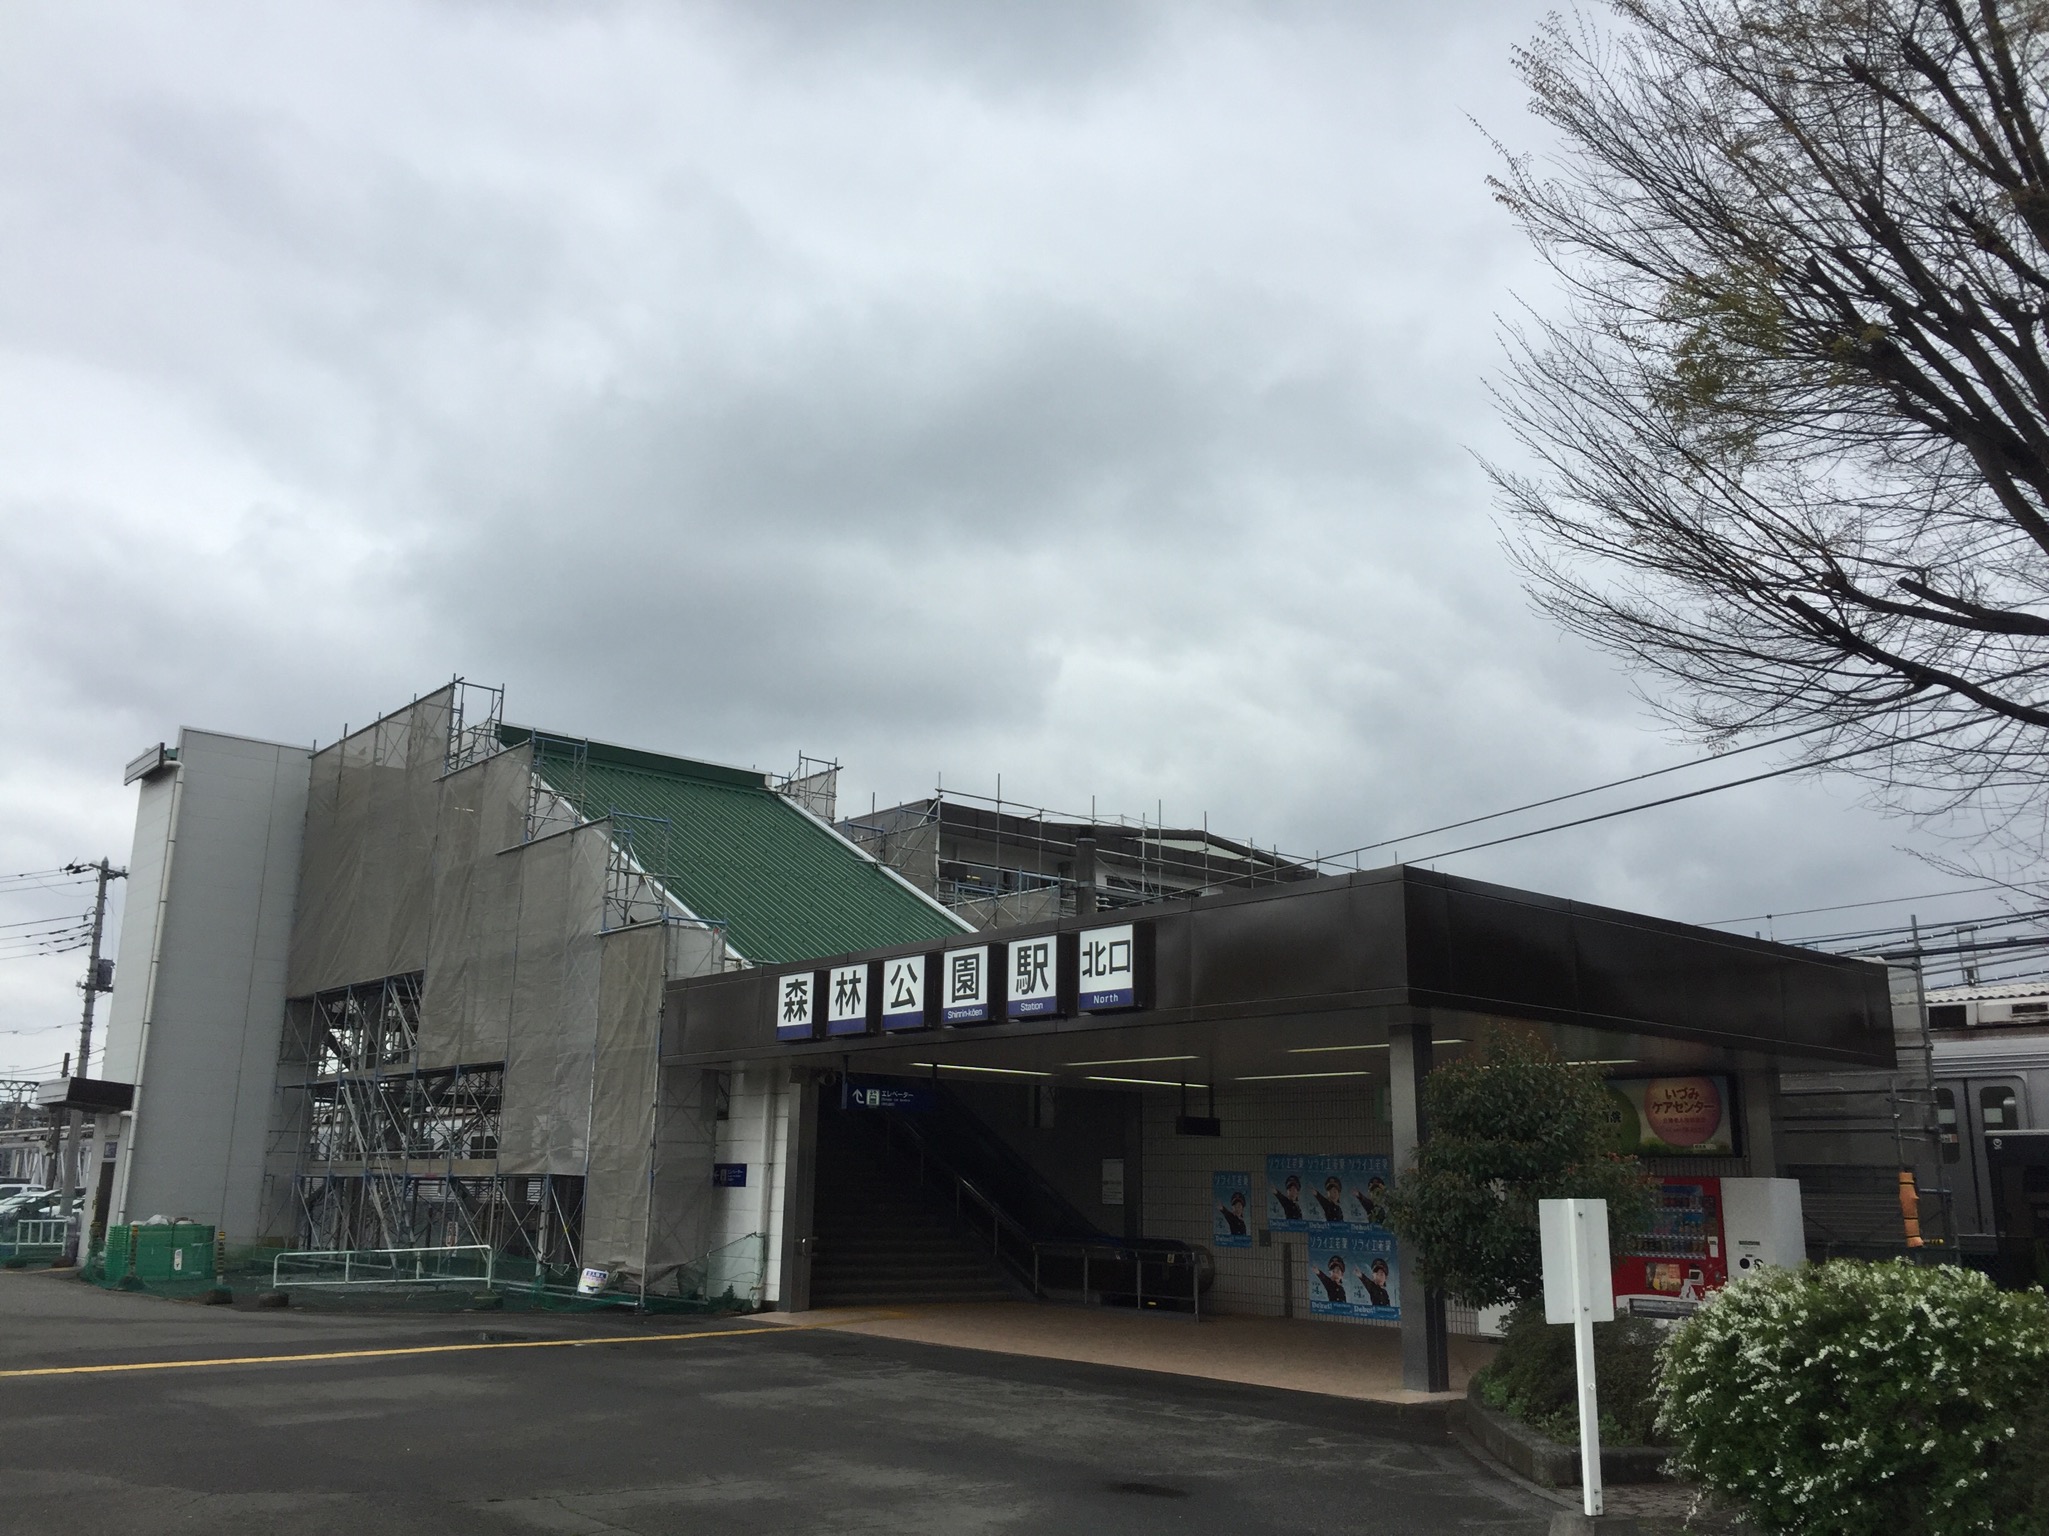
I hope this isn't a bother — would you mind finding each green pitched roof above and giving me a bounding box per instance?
[506,729,965,964]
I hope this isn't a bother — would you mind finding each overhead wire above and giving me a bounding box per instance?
[1308,716,1854,869]
[1308,720,1970,870]
[1701,882,2016,928]
[0,913,91,937]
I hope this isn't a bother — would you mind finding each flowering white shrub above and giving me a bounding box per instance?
[1656,1260,2049,1535]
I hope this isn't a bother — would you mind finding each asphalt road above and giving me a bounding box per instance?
[0,1273,1552,1534]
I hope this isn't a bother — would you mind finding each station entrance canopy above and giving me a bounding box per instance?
[664,866,1897,1082]
[663,865,1894,1391]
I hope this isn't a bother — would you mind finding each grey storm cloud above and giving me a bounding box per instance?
[0,1,1997,1071]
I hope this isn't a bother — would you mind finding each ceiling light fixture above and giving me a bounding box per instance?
[1235,1069,1377,1082]
[908,1062,1052,1078]
[1288,1043,1389,1055]
[1086,1075,1209,1089]
[1063,1054,1200,1067]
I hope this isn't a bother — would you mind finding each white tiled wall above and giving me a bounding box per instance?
[1140,1080,1396,1325]
[710,1065,793,1305]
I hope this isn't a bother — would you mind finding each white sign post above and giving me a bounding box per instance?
[1539,1197,1614,1522]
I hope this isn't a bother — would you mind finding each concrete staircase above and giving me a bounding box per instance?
[809,1116,1017,1307]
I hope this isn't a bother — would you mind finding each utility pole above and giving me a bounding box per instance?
[57,859,125,1263]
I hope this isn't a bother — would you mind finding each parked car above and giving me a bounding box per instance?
[0,1189,75,1231]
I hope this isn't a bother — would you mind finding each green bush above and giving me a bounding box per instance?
[1657,1260,2049,1535]
[1382,1030,1651,1309]
[1475,1301,1665,1447]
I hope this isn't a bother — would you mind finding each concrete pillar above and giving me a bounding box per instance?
[1739,1071,1778,1177]
[776,1071,819,1312]
[1389,1018,1449,1392]
[1075,836,1098,916]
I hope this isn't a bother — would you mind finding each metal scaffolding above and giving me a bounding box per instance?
[282,972,584,1269]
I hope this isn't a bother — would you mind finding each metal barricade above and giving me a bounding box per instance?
[271,1244,496,1290]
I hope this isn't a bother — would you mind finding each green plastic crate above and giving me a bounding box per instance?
[110,1222,217,1284]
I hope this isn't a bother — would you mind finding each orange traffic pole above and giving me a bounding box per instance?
[1898,1169,1924,1249]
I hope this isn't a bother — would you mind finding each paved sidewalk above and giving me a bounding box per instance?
[772,1301,1496,1405]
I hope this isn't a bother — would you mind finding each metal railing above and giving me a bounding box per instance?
[2,1218,68,1249]
[1031,1240,1204,1318]
[272,1244,495,1290]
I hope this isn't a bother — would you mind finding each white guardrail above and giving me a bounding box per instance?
[4,1218,69,1248]
[271,1245,495,1290]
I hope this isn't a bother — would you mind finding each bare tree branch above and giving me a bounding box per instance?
[1488,0,2049,850]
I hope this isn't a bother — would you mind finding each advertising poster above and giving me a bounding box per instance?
[1264,1153,1393,1231]
[1306,1230,1400,1321]
[1212,1171,1253,1248]
[1604,1077,1737,1157]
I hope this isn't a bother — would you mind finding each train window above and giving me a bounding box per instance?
[1936,1088,1960,1164]
[1928,1003,1968,1028]
[1981,1085,2020,1131]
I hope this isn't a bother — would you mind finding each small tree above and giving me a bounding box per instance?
[1382,1031,1651,1309]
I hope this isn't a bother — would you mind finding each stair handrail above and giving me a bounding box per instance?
[861,1109,1040,1287]
[847,1099,1211,1316]
[923,1079,1105,1242]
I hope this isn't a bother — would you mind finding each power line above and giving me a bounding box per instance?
[1783,906,2049,950]
[1314,718,1853,869]
[1318,720,1968,870]
[0,913,92,932]
[1701,882,2015,928]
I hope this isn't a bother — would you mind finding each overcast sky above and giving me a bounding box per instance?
[0,2,2009,1077]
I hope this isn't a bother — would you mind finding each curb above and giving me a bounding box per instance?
[1456,1379,1671,1487]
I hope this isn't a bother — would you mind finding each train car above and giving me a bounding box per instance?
[1926,981,2049,1277]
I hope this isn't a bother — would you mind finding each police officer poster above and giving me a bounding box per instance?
[1264,1154,1392,1231]
[1212,1171,1252,1248]
[1306,1230,1400,1321]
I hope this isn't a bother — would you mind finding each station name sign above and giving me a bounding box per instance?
[774,921,1153,1042]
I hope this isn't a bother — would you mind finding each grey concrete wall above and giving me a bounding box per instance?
[109,730,311,1239]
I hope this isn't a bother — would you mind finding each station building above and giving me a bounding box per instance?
[98,680,1914,1388]
[100,682,964,1292]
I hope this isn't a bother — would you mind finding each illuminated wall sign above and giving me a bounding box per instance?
[942,945,991,1024]
[1078,923,1137,1011]
[826,962,872,1037]
[1605,1075,1739,1156]
[880,954,930,1031]
[1007,935,1059,1018]
[775,972,818,1042]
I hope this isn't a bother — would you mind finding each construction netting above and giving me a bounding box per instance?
[69,1230,767,1314]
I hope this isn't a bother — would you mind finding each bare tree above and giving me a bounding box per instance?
[1490,0,2049,851]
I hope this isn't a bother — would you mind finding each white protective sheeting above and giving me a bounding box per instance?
[494,825,606,1174]
[287,690,452,998]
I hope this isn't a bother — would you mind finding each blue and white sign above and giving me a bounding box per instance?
[1212,1170,1253,1248]
[826,963,871,1037]
[1307,1230,1400,1321]
[1077,923,1136,1011]
[942,945,990,1023]
[712,1162,747,1187]
[775,972,817,1042]
[847,1079,936,1112]
[880,954,928,1031]
[1006,935,1059,1018]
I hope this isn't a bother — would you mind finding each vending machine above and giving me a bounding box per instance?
[1613,1175,1726,1317]
[1612,1176,1806,1316]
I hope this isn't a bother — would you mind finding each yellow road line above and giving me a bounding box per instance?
[0,1317,852,1381]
